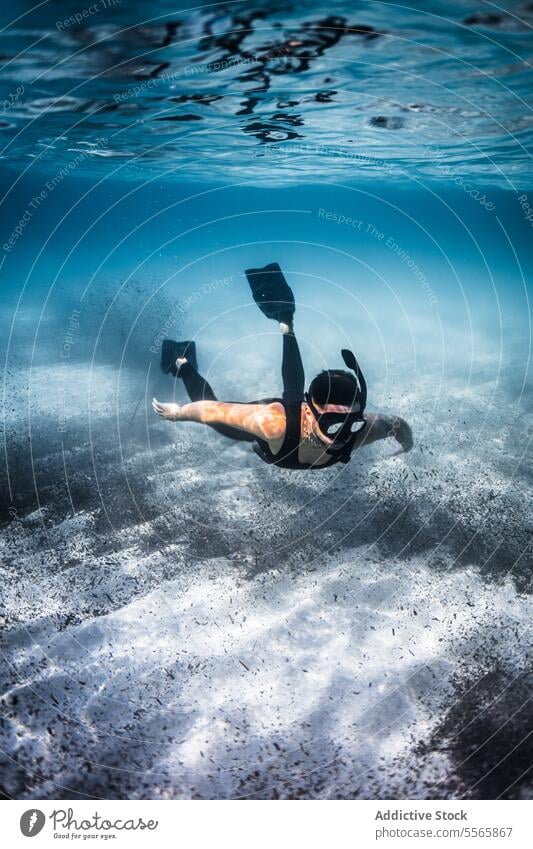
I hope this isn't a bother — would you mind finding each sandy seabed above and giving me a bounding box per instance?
[1,356,532,800]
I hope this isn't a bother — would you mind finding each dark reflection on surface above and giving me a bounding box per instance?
[0,1,530,182]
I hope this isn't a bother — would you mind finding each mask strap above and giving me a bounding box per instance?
[305,392,320,422]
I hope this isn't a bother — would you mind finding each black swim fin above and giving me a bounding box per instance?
[161,339,198,376]
[245,262,295,324]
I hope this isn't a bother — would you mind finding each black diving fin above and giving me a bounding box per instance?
[245,262,295,324]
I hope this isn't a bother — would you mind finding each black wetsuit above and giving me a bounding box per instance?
[179,330,352,469]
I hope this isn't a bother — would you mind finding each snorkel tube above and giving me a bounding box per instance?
[341,349,367,414]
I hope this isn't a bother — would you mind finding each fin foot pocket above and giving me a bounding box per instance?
[161,339,198,376]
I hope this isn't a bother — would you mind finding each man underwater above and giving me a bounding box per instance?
[152,263,413,469]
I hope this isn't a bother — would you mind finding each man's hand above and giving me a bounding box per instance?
[356,413,413,453]
[393,417,413,452]
[152,398,181,421]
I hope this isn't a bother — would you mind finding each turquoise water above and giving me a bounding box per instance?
[0,1,532,801]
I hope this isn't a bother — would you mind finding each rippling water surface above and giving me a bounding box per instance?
[0,0,532,184]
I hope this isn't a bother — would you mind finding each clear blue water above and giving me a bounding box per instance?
[0,0,532,185]
[1,1,532,802]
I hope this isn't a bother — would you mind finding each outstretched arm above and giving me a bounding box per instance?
[152,398,285,442]
[354,412,413,453]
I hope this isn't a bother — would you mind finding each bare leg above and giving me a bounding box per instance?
[175,359,255,443]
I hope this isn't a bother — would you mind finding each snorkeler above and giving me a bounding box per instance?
[152,263,412,469]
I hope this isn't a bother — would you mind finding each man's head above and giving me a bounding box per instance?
[308,369,360,409]
[307,369,365,445]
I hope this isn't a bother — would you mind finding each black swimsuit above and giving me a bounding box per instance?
[179,330,354,469]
